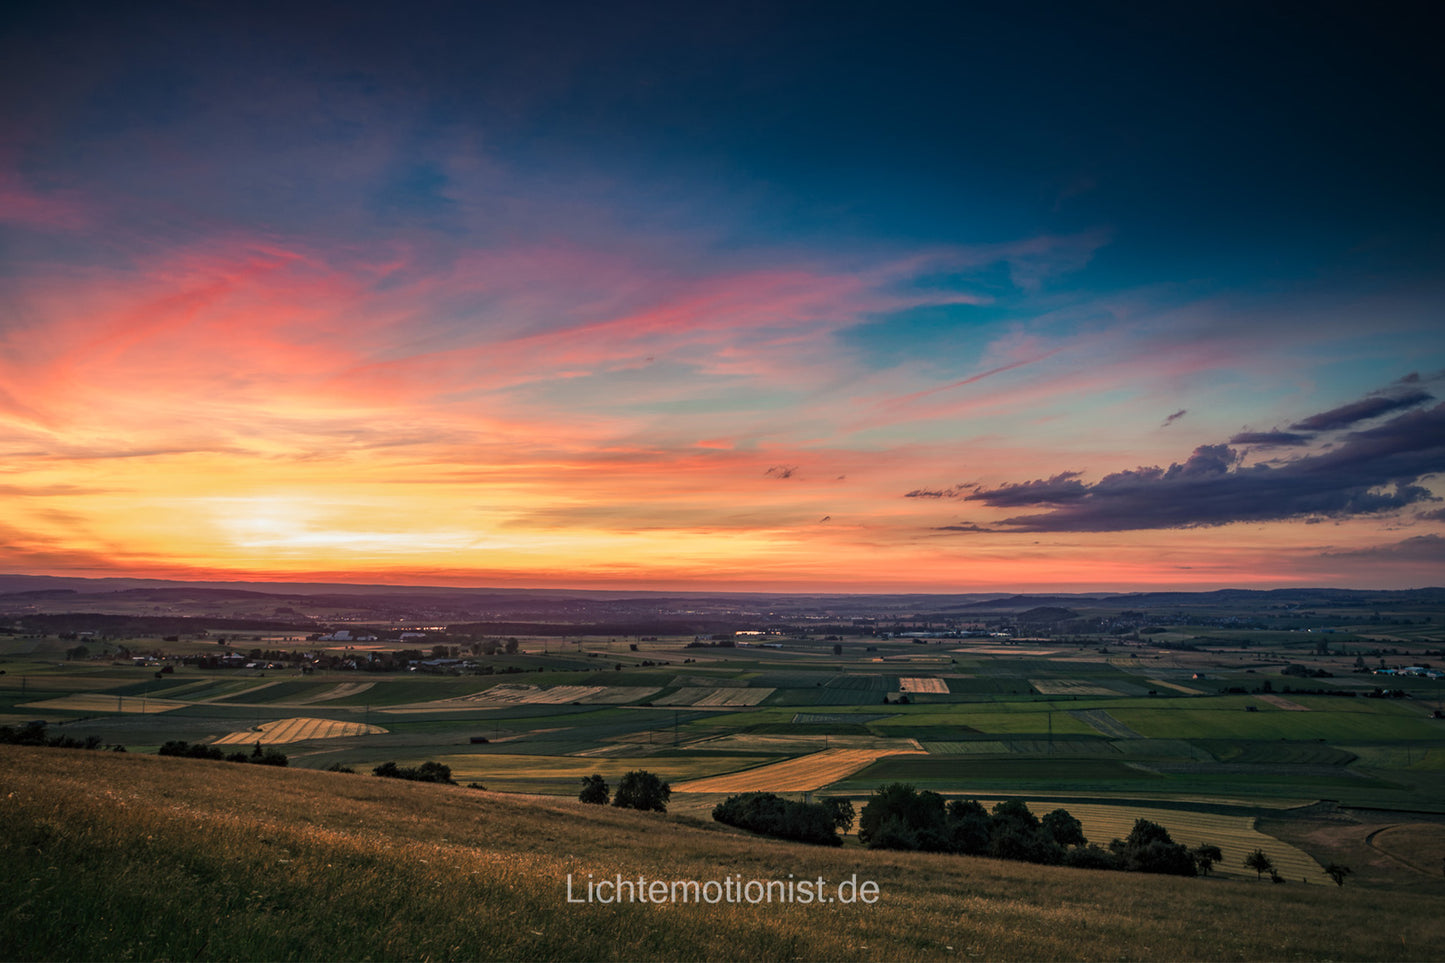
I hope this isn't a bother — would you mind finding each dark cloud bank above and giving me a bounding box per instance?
[937,393,1445,533]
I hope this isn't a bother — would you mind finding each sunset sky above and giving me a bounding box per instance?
[2,2,1443,591]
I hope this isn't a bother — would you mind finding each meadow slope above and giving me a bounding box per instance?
[2,745,1443,962]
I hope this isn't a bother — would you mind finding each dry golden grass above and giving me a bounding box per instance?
[212,717,388,745]
[674,748,925,793]
[4,745,1444,961]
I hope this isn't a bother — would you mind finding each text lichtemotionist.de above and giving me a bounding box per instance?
[566,873,880,905]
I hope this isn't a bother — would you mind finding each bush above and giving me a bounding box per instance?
[712,792,842,846]
[1064,844,1125,871]
[158,740,224,761]
[612,770,670,812]
[579,774,610,805]
[372,760,456,784]
[858,784,949,851]
[1,722,107,751]
[1110,819,1197,877]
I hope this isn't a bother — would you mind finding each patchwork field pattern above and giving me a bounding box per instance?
[212,717,388,745]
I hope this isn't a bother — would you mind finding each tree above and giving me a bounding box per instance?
[858,784,948,851]
[1191,844,1223,876]
[1244,848,1274,880]
[712,792,841,846]
[612,770,670,812]
[504,638,519,654]
[1324,863,1352,886]
[579,774,609,805]
[945,798,992,855]
[1042,809,1087,847]
[1110,819,1196,876]
[822,797,855,834]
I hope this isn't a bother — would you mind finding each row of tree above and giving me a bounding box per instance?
[158,740,288,767]
[578,771,672,812]
[0,720,121,751]
[855,784,1211,876]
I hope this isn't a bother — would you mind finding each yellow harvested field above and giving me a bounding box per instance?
[1029,679,1118,696]
[21,694,186,714]
[1257,694,1310,711]
[1147,679,1206,695]
[898,677,949,694]
[673,747,924,793]
[212,717,387,745]
[292,682,375,704]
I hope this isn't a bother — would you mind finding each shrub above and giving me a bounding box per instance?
[1110,819,1197,877]
[578,774,610,805]
[1065,844,1125,871]
[712,792,842,846]
[372,760,455,784]
[158,741,224,761]
[858,784,949,851]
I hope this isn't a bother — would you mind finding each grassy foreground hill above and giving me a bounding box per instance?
[2,746,1442,962]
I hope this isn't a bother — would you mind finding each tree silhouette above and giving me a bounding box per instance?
[1244,848,1274,880]
[578,773,609,805]
[1324,863,1352,886]
[612,770,670,812]
[1191,844,1223,876]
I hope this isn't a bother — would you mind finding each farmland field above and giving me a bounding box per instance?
[6,585,1445,916]
[673,747,926,793]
